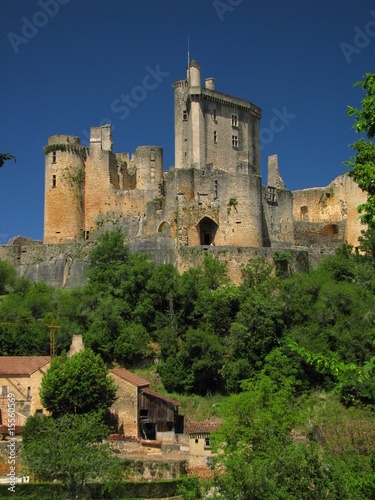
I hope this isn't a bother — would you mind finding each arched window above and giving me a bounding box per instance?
[197,217,218,245]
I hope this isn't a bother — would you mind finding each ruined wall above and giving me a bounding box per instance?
[177,246,310,285]
[262,186,294,247]
[292,174,366,249]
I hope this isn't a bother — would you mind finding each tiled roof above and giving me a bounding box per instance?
[110,368,150,388]
[188,420,223,435]
[0,356,51,376]
[141,387,180,407]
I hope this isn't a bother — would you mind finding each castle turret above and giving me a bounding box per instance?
[188,60,201,91]
[43,135,86,243]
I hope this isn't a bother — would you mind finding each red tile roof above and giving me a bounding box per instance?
[141,387,180,407]
[188,420,223,434]
[110,368,150,388]
[0,356,51,376]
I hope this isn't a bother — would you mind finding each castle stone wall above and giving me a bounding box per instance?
[293,174,366,249]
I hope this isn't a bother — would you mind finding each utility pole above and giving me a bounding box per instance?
[0,314,61,358]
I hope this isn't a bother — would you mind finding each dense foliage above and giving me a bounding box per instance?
[1,232,375,405]
[2,229,375,497]
[22,412,121,499]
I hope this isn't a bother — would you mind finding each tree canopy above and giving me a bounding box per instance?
[22,412,121,499]
[40,348,117,418]
[345,72,375,257]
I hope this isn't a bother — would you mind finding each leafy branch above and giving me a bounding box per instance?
[0,153,16,168]
[289,341,375,384]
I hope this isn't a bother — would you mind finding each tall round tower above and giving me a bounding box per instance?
[43,135,86,243]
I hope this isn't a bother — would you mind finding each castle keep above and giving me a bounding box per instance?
[38,60,367,282]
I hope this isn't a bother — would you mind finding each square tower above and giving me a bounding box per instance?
[173,60,262,175]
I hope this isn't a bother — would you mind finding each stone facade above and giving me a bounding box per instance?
[41,60,367,260]
[0,357,50,427]
[109,369,147,438]
[109,369,180,440]
[0,61,367,287]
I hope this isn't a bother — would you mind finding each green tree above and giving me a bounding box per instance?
[345,73,375,257]
[40,348,117,417]
[22,412,121,500]
[87,229,129,291]
[0,260,16,295]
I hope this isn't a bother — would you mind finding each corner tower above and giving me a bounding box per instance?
[43,135,86,243]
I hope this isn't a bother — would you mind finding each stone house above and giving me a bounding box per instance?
[188,420,222,466]
[0,356,50,428]
[109,368,181,440]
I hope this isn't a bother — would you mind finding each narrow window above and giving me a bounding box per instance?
[213,130,217,143]
[232,114,238,127]
[268,187,277,202]
[27,387,31,400]
[195,438,199,444]
[183,109,188,121]
[213,109,216,121]
[52,151,56,164]
[205,437,211,448]
[84,231,90,241]
[1,386,7,396]
[232,135,238,148]
[150,166,155,179]
[214,180,218,199]
[52,175,56,188]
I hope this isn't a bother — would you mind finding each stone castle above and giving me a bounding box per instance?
[0,60,367,286]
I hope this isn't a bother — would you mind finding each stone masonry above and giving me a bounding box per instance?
[0,60,368,287]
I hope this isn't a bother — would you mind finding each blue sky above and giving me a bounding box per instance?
[1,0,374,242]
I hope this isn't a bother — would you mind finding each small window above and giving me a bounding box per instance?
[52,151,56,164]
[268,187,277,203]
[204,437,211,448]
[150,152,156,161]
[84,231,89,241]
[213,130,217,143]
[36,409,43,418]
[214,180,218,199]
[1,386,7,397]
[232,135,238,148]
[232,114,238,127]
[183,110,188,121]
[52,175,56,188]
[27,387,31,400]
[195,438,199,444]
[213,109,217,121]
[150,166,155,179]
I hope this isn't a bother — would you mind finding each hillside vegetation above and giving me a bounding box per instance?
[1,231,375,497]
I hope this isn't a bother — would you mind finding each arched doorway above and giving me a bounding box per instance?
[197,217,218,245]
